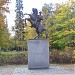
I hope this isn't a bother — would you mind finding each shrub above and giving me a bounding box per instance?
[50,49,75,64]
[50,49,60,63]
[0,49,75,65]
[0,51,28,65]
[9,53,28,65]
[59,49,74,63]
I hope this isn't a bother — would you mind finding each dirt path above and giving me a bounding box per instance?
[0,64,74,75]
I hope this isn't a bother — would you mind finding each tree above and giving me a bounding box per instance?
[15,0,25,51]
[42,1,75,50]
[42,3,54,26]
[51,1,75,50]
[42,3,55,48]
[0,0,10,50]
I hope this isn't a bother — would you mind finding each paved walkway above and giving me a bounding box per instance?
[0,64,74,75]
[13,65,75,75]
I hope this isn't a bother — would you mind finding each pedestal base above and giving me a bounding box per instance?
[28,39,49,69]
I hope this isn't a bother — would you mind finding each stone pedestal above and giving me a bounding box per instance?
[28,39,49,69]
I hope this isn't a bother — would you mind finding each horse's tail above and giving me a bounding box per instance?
[44,29,48,39]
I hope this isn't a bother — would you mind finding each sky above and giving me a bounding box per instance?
[23,0,69,13]
[7,0,69,36]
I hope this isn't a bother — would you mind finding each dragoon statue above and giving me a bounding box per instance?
[25,8,48,39]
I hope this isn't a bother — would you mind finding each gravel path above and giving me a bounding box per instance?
[0,65,27,75]
[0,64,75,75]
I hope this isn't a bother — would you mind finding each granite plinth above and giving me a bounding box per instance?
[28,39,49,69]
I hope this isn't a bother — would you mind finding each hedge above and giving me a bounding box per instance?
[0,50,75,65]
[0,51,28,65]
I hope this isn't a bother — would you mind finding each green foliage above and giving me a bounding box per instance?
[42,1,75,50]
[24,22,36,41]
[0,0,10,49]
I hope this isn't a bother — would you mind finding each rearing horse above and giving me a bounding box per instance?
[25,8,48,39]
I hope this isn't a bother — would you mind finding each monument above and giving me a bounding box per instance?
[25,8,49,69]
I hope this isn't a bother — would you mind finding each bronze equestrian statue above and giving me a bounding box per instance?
[25,8,48,39]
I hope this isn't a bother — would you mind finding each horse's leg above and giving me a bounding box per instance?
[34,36,39,39]
[25,18,30,26]
[34,33,39,39]
[34,29,40,39]
[25,18,27,27]
[44,29,48,39]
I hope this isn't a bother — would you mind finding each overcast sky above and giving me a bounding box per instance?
[7,0,69,36]
[23,0,69,13]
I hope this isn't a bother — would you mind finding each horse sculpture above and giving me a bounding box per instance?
[25,8,48,39]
